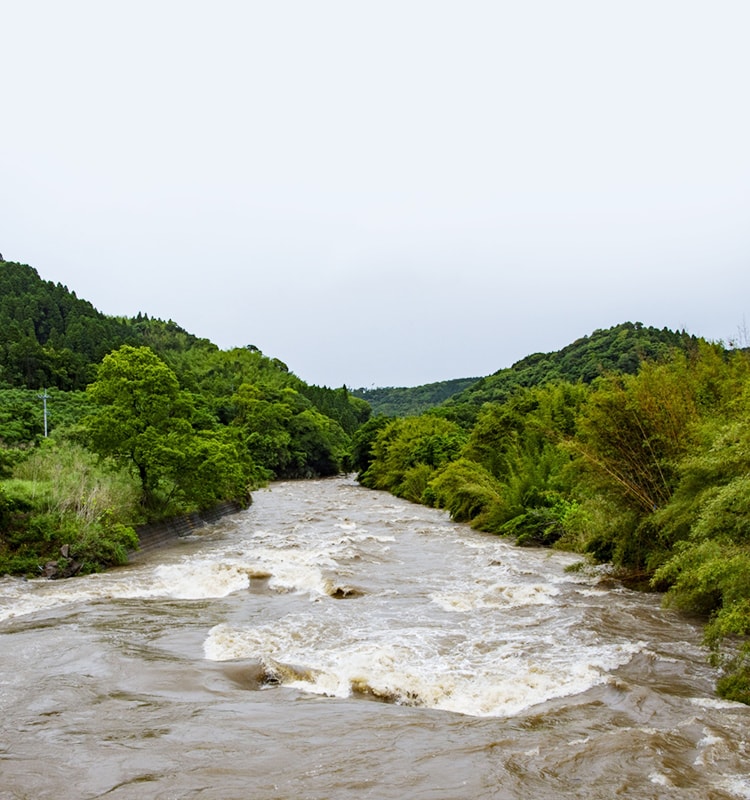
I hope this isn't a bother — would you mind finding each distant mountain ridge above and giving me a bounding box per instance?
[354,322,701,418]
[443,321,699,410]
[0,260,704,421]
[352,377,480,417]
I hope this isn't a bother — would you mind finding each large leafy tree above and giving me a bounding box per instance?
[84,345,254,511]
[84,346,194,507]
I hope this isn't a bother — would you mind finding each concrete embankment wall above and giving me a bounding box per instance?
[132,500,246,558]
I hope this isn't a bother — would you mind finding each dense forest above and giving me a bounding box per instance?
[354,323,700,422]
[352,377,479,417]
[1,258,748,704]
[0,259,369,576]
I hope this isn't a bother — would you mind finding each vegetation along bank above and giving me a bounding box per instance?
[1,257,748,704]
[352,323,750,705]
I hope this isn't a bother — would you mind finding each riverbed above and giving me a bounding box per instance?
[1,477,748,799]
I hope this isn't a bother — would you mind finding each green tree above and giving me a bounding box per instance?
[85,346,192,507]
[349,415,392,475]
[231,383,349,478]
[360,415,466,501]
[83,345,255,512]
[231,384,295,475]
[173,428,257,508]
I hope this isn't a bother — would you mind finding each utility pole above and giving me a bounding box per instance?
[38,390,49,437]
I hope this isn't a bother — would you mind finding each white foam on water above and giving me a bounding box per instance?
[0,539,341,621]
[0,559,252,620]
[149,560,252,599]
[574,587,611,598]
[697,730,725,749]
[649,772,672,787]
[0,576,119,622]
[203,614,643,718]
[689,696,746,710]
[720,778,750,800]
[431,581,560,612]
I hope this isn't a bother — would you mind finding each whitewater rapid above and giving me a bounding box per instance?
[1,477,748,799]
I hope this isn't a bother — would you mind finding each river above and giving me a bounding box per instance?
[1,477,748,799]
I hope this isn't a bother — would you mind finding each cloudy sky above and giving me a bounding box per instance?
[3,1,748,388]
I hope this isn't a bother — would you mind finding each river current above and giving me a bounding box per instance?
[1,477,748,799]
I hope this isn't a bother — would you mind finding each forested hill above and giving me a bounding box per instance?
[442,322,699,412]
[0,259,213,390]
[351,323,700,419]
[352,377,479,417]
[0,258,370,443]
[0,256,373,576]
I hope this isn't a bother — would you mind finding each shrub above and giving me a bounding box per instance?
[427,458,504,524]
[399,463,434,504]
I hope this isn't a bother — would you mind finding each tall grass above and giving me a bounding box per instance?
[1,439,141,575]
[14,439,141,524]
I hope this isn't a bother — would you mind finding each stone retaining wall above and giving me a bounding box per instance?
[132,500,246,558]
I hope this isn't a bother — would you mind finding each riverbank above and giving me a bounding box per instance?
[132,500,246,558]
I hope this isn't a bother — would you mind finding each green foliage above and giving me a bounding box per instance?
[0,441,141,575]
[716,648,750,705]
[0,260,128,389]
[0,388,93,446]
[14,440,140,522]
[654,539,736,614]
[74,516,139,571]
[0,447,27,479]
[84,345,193,505]
[646,379,750,689]
[352,377,480,417]
[160,345,298,404]
[297,384,371,434]
[360,416,466,499]
[449,383,586,544]
[426,458,504,523]
[397,463,434,505]
[83,346,257,512]
[495,505,567,547]
[232,384,295,474]
[145,346,366,473]
[0,510,138,576]
[349,415,392,475]
[691,477,750,543]
[462,402,524,479]
[154,428,260,514]
[572,358,699,515]
[289,408,349,477]
[0,260,238,392]
[231,383,349,478]
[443,321,698,412]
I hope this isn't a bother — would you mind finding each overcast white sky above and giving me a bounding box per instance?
[2,1,749,388]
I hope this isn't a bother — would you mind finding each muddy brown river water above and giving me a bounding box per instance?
[1,477,748,799]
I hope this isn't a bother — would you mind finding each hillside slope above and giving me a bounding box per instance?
[443,322,699,410]
[352,377,479,417]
